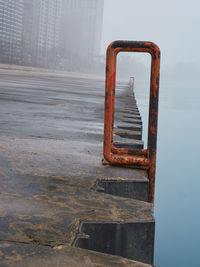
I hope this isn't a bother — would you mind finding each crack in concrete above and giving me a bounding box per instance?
[0,238,64,249]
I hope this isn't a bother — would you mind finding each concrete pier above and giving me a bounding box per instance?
[0,69,154,266]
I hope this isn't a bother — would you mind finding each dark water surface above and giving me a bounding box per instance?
[136,81,200,267]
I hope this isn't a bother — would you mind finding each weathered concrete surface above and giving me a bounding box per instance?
[0,243,152,267]
[0,69,153,266]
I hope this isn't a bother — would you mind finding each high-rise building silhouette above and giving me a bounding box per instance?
[23,0,63,68]
[0,0,24,64]
[0,0,104,70]
[61,0,104,71]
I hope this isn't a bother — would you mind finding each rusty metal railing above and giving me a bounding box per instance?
[103,41,160,204]
[129,77,135,91]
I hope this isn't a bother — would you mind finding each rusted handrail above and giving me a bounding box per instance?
[129,77,135,91]
[103,40,160,204]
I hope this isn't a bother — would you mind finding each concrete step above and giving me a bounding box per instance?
[115,102,138,111]
[122,115,142,121]
[75,220,154,264]
[0,175,154,265]
[115,112,141,120]
[116,122,142,132]
[96,177,149,202]
[122,119,143,125]
[118,110,141,116]
[115,129,142,140]
[114,136,144,151]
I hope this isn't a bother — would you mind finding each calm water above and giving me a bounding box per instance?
[136,81,200,267]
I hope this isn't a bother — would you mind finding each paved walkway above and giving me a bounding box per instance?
[0,70,153,266]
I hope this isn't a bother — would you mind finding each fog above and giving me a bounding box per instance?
[102,0,200,66]
[0,0,104,73]
[102,0,200,85]
[1,0,199,85]
[103,2,200,267]
[0,1,199,267]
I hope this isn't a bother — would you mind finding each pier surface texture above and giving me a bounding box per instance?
[0,69,154,266]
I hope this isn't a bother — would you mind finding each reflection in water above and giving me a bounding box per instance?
[135,81,200,267]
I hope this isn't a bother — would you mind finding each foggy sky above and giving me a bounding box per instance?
[102,0,200,68]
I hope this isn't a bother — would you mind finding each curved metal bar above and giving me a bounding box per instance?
[103,40,161,203]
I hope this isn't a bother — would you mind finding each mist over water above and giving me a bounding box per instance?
[155,105,200,267]
[103,5,199,260]
[135,77,200,266]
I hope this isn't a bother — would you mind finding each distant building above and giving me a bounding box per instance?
[23,0,63,68]
[0,0,104,71]
[0,0,24,65]
[61,0,104,71]
[22,0,36,66]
